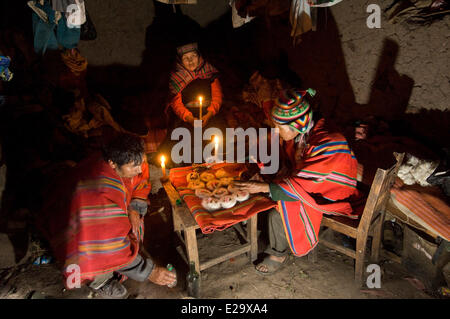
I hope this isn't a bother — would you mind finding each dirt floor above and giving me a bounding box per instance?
[0,195,436,300]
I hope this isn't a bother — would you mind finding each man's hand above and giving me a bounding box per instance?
[148,266,177,286]
[202,111,214,127]
[128,210,143,241]
[234,181,270,194]
[250,173,264,182]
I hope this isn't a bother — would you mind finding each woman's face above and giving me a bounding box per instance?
[181,51,200,72]
[275,123,300,141]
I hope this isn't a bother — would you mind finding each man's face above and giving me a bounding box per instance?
[110,160,142,178]
[181,51,200,72]
[275,123,299,141]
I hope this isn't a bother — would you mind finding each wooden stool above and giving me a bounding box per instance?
[162,179,258,274]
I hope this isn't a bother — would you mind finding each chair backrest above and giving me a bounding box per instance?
[358,152,405,232]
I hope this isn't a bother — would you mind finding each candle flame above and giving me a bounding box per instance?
[199,96,203,102]
[214,136,219,144]
[160,155,166,164]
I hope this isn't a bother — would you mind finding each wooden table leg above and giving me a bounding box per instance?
[184,226,200,274]
[247,214,258,262]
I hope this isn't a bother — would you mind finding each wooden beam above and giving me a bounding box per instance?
[319,238,357,259]
[200,244,251,271]
[321,217,357,238]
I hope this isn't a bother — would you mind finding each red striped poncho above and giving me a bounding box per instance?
[38,154,151,286]
[168,56,218,95]
[273,119,360,256]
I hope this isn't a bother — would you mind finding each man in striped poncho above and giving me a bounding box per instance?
[38,134,176,297]
[236,88,361,275]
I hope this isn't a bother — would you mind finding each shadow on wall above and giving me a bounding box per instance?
[361,38,414,122]
[232,8,415,126]
[85,1,204,134]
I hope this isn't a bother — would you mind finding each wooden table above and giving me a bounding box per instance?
[162,179,258,274]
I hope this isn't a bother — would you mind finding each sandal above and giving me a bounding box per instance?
[92,278,129,299]
[254,255,289,276]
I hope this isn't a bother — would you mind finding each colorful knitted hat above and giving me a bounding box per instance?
[177,42,199,58]
[271,88,316,134]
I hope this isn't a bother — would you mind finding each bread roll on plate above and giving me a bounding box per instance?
[195,188,212,198]
[235,191,250,202]
[220,195,237,209]
[212,187,228,198]
[202,197,221,211]
[200,172,216,182]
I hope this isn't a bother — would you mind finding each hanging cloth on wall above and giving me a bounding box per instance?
[51,0,76,12]
[80,6,97,40]
[64,0,86,28]
[0,56,13,82]
[290,0,344,44]
[309,0,343,7]
[230,0,255,28]
[290,0,313,44]
[29,0,81,54]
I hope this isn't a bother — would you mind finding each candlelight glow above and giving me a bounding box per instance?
[160,155,166,177]
[214,136,219,144]
[198,96,203,120]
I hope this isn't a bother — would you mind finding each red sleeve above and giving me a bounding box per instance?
[207,78,223,115]
[171,92,193,121]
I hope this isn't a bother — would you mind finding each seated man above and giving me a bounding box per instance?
[37,133,176,298]
[236,88,361,275]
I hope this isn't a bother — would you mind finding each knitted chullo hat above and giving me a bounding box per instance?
[271,88,316,134]
[176,42,199,58]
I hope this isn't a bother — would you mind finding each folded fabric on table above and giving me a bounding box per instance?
[169,163,277,233]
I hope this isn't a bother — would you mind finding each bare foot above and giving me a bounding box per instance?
[255,255,287,274]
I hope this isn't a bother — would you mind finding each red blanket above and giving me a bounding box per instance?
[276,119,361,256]
[38,154,151,286]
[390,178,450,241]
[169,163,277,233]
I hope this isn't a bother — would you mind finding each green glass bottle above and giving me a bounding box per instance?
[166,264,177,288]
[186,262,200,298]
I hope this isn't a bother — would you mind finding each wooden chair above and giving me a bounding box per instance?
[162,179,258,275]
[317,152,405,286]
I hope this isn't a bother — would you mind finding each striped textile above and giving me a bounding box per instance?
[38,154,151,286]
[169,163,277,233]
[389,178,450,241]
[275,119,361,256]
[169,56,218,95]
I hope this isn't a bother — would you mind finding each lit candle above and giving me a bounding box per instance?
[198,96,203,121]
[160,155,166,177]
[213,135,219,158]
